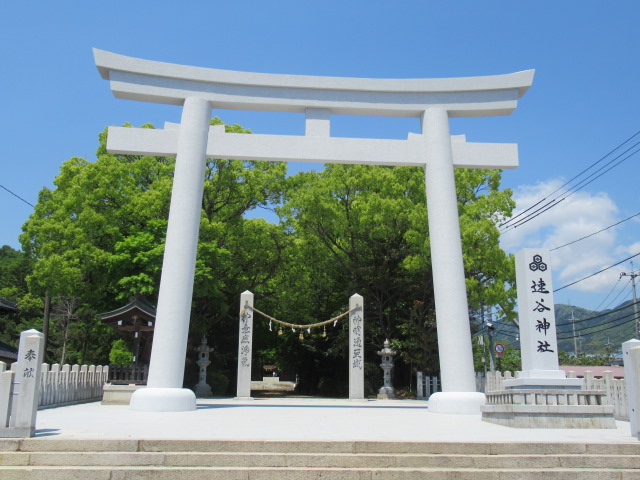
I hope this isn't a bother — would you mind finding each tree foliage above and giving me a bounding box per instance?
[15,119,516,396]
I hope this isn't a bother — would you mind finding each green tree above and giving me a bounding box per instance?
[0,245,42,347]
[21,119,287,375]
[270,164,515,394]
[109,339,133,365]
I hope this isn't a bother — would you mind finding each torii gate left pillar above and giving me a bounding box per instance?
[94,49,533,413]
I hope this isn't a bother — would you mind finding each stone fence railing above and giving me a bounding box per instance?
[1,361,109,410]
[482,370,628,420]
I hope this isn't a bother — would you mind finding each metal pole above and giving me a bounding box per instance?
[42,294,51,362]
[621,262,639,339]
[571,307,579,355]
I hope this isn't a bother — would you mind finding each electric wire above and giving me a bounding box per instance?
[591,277,625,312]
[553,252,640,292]
[500,133,640,233]
[556,307,638,335]
[502,144,640,232]
[555,299,639,327]
[600,282,632,313]
[0,184,34,208]
[499,128,640,229]
[549,211,640,252]
[499,129,640,229]
[556,313,637,340]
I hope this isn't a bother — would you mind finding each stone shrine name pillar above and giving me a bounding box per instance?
[236,290,254,400]
[349,293,364,400]
[503,248,581,389]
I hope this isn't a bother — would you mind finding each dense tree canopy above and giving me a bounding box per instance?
[9,119,516,396]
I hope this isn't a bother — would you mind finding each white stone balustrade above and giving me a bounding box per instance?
[483,369,628,420]
[0,361,109,413]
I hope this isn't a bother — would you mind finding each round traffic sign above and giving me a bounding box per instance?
[494,343,505,354]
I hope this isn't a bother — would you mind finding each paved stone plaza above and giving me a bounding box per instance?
[32,398,633,443]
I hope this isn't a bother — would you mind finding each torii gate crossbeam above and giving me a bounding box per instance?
[94,49,533,414]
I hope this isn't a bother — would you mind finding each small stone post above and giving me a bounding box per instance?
[4,329,44,437]
[235,291,254,400]
[417,371,424,400]
[377,339,396,399]
[194,336,213,397]
[623,339,640,437]
[349,293,364,400]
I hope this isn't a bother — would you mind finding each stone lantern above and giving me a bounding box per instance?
[194,336,213,397]
[377,339,396,399]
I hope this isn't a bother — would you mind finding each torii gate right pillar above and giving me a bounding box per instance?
[422,108,486,414]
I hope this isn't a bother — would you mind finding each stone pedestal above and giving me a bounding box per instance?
[481,248,617,427]
[481,389,616,428]
[102,384,146,405]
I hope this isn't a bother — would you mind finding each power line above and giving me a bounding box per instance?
[556,298,639,328]
[591,276,625,312]
[554,251,640,292]
[600,281,631,313]
[502,144,640,233]
[557,306,638,335]
[550,211,640,252]
[557,313,637,340]
[500,129,640,229]
[500,129,640,232]
[0,184,34,208]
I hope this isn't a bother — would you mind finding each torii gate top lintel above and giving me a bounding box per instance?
[93,48,534,118]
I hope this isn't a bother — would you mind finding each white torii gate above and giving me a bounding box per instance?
[94,49,533,413]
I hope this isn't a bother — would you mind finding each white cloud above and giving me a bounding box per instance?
[500,179,636,301]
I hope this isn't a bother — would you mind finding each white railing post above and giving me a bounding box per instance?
[623,340,640,437]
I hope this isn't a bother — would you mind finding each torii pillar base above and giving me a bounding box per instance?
[130,388,196,412]
[428,392,487,415]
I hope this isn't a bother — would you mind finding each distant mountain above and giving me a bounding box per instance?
[555,301,638,355]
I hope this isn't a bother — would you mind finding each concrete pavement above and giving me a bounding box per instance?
[32,397,636,443]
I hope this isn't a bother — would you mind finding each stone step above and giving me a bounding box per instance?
[1,451,640,469]
[2,440,639,479]
[0,465,639,480]
[2,439,640,455]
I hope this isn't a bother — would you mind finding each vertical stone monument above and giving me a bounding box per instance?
[481,249,615,428]
[1,329,45,437]
[506,249,579,388]
[236,291,254,400]
[349,294,365,400]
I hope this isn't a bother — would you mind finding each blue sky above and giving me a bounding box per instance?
[1,2,638,313]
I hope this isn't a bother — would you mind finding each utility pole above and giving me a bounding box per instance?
[570,306,579,356]
[487,306,496,372]
[620,261,639,339]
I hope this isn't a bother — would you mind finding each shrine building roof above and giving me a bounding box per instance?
[97,294,156,333]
